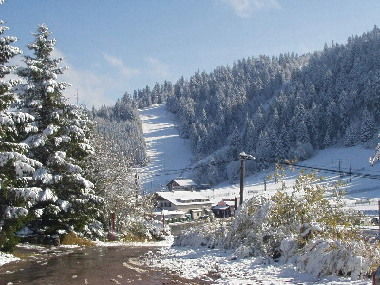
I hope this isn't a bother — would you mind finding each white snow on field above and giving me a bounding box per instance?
[138,104,193,192]
[147,246,371,285]
[200,145,380,213]
[0,251,19,266]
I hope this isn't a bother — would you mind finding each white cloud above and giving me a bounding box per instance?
[144,56,170,79]
[53,49,116,107]
[223,0,280,18]
[103,53,140,78]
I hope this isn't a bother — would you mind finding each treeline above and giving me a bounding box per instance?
[129,26,380,184]
[94,94,148,166]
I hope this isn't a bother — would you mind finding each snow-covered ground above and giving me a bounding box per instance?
[146,246,371,285]
[0,251,19,266]
[200,145,380,213]
[138,104,193,192]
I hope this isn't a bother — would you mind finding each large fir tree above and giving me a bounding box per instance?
[17,25,104,238]
[0,20,45,251]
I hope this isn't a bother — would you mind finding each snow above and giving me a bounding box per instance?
[4,206,28,218]
[170,178,197,187]
[138,104,194,192]
[156,190,211,206]
[146,246,371,284]
[199,146,380,213]
[0,252,19,267]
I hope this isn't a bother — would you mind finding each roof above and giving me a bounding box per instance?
[156,191,212,206]
[152,210,185,216]
[167,179,197,187]
[212,205,230,210]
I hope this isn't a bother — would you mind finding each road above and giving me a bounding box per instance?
[0,244,209,285]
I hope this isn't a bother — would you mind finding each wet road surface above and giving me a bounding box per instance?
[0,245,209,285]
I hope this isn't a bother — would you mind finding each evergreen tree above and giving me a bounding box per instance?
[17,25,103,238]
[343,121,357,146]
[369,133,380,165]
[0,20,43,251]
[360,108,375,142]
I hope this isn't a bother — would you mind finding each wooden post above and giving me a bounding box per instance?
[239,158,245,207]
[338,159,342,177]
[349,163,352,182]
[111,212,116,232]
[378,200,380,236]
[264,178,267,191]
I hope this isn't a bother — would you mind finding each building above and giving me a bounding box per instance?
[154,190,213,220]
[211,199,237,218]
[166,179,197,191]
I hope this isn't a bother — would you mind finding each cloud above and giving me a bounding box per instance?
[103,53,140,78]
[53,49,116,107]
[223,0,280,18]
[144,56,170,79]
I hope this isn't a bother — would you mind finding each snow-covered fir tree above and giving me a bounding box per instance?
[370,133,380,165]
[16,25,104,239]
[0,20,44,251]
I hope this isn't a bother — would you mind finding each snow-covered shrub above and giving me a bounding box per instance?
[174,220,230,248]
[175,171,379,279]
[297,239,380,279]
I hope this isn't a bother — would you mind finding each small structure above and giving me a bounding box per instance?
[154,190,213,220]
[211,199,236,218]
[166,178,197,191]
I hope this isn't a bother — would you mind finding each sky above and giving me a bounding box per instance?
[1,0,380,107]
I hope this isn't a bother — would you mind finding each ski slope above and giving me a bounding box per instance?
[138,104,193,192]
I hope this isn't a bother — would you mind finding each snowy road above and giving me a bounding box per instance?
[0,244,207,285]
[138,104,193,192]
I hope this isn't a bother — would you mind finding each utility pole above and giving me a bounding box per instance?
[239,157,245,206]
[239,152,256,207]
[338,159,342,178]
[76,89,79,105]
[349,163,352,182]
[264,178,267,191]
[378,200,380,236]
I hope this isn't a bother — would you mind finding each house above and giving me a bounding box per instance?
[211,199,237,218]
[166,178,197,191]
[154,190,213,220]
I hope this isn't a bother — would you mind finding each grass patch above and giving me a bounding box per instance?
[12,251,34,259]
[60,232,95,246]
[121,233,149,242]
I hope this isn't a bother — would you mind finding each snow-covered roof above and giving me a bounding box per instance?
[167,179,197,187]
[152,210,186,217]
[156,191,212,206]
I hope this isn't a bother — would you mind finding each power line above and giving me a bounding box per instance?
[277,160,380,181]
[136,156,380,182]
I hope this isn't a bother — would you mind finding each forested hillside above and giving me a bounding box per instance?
[94,94,147,167]
[129,27,380,184]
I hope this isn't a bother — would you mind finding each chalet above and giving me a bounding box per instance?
[154,190,213,220]
[166,178,197,191]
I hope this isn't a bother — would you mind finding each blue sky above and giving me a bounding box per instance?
[2,0,380,107]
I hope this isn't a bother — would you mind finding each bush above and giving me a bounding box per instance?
[60,232,94,246]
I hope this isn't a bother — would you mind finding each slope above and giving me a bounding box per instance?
[138,104,193,192]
